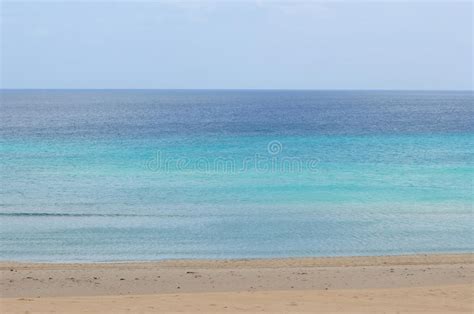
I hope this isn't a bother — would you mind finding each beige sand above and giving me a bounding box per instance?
[1,254,473,313]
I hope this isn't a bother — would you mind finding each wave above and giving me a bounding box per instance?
[0,212,170,218]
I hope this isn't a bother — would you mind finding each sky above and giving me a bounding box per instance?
[1,1,472,90]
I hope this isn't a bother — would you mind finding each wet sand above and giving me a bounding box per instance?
[1,254,473,313]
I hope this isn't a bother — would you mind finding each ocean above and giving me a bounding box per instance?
[0,90,472,262]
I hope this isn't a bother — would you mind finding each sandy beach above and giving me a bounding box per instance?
[1,253,472,313]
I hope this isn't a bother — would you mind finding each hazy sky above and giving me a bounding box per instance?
[1,1,472,90]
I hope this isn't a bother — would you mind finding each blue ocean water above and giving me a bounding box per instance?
[0,90,472,262]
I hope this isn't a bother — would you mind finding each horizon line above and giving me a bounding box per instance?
[1,88,473,92]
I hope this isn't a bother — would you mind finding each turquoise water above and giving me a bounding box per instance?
[0,90,472,261]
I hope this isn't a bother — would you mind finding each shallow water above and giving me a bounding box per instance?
[0,90,472,261]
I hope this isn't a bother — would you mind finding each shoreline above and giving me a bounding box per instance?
[2,253,473,312]
[2,252,472,267]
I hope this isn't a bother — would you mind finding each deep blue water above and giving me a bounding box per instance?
[0,90,473,262]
